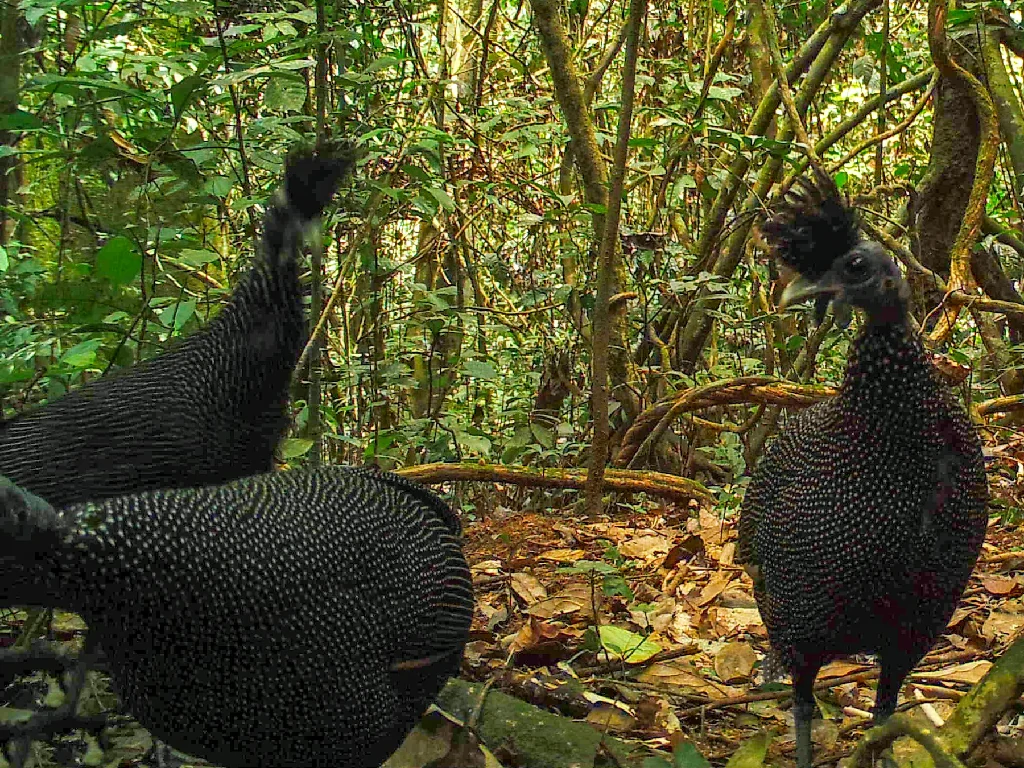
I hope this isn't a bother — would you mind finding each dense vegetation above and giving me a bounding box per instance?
[1,1,1024,766]
[2,0,1022,513]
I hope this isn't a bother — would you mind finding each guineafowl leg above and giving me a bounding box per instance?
[873,653,916,723]
[792,660,822,768]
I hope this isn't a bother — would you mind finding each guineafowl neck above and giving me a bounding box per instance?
[840,320,941,419]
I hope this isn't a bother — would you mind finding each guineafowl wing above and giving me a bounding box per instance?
[737,405,828,574]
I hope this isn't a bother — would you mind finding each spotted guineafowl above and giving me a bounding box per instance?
[0,467,473,768]
[0,146,353,507]
[737,172,988,768]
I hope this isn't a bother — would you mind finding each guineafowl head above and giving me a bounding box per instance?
[0,476,60,546]
[779,241,910,324]
[761,170,909,325]
[0,477,65,607]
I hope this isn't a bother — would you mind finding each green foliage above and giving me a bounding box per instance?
[0,0,1011,505]
[643,740,712,768]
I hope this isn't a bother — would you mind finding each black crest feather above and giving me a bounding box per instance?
[283,141,357,222]
[760,170,860,279]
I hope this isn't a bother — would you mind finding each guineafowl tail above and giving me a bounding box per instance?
[0,145,354,507]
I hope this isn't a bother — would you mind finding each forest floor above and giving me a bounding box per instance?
[451,441,1024,767]
[0,449,1022,768]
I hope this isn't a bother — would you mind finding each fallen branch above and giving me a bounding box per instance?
[396,462,712,502]
[976,393,1024,418]
[616,376,837,468]
[616,357,992,469]
[673,649,988,718]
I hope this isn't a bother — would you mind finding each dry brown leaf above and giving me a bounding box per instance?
[719,589,757,609]
[981,575,1021,596]
[586,702,637,733]
[712,607,762,634]
[982,608,1024,641]
[719,541,736,566]
[638,661,738,697]
[714,642,758,683]
[484,605,508,631]
[471,560,503,577]
[628,598,678,635]
[666,604,695,643]
[915,660,992,685]
[820,660,871,679]
[462,640,492,662]
[505,617,573,654]
[536,548,586,563]
[526,583,596,618]
[947,604,979,628]
[510,572,547,605]
[620,534,671,561]
[696,571,734,607]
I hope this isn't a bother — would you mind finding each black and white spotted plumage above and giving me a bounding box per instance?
[738,173,988,768]
[2,466,473,768]
[0,148,352,507]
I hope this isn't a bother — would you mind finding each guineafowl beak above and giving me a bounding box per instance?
[779,276,852,328]
[778,278,843,311]
[778,275,840,310]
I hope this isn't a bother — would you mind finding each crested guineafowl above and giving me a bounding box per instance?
[737,172,988,768]
[0,467,473,768]
[0,146,353,506]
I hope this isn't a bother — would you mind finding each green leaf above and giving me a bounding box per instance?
[562,559,617,575]
[0,245,8,273]
[673,741,711,768]
[0,706,34,725]
[95,237,142,285]
[0,110,43,130]
[203,176,233,199]
[463,360,498,380]
[60,339,103,369]
[280,438,314,459]
[159,300,196,330]
[264,76,307,112]
[706,85,742,101]
[179,248,222,267]
[271,58,315,71]
[947,8,977,25]
[724,732,771,768]
[426,187,456,211]
[169,75,204,120]
[644,759,674,768]
[530,423,555,449]
[364,56,403,74]
[458,433,491,456]
[596,625,661,663]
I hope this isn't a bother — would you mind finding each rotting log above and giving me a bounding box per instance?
[429,678,651,768]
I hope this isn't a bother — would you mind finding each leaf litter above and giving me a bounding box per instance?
[452,459,1024,767]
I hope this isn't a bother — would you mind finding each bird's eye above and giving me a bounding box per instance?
[845,255,869,277]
